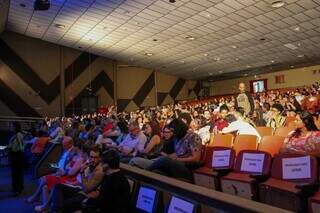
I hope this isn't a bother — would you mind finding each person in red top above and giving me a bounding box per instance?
[31,130,49,155]
[212,104,229,134]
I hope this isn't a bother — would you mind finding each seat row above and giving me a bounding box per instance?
[193,135,320,212]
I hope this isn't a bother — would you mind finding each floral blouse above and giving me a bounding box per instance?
[175,131,202,158]
[282,131,320,156]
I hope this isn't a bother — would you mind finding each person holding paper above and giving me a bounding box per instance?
[280,111,320,155]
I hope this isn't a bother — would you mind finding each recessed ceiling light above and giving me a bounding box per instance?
[271,60,275,63]
[185,35,195,40]
[214,57,220,61]
[297,54,304,58]
[204,53,208,57]
[293,26,300,31]
[235,58,239,61]
[271,1,285,8]
[54,24,65,29]
[231,45,237,49]
[218,70,223,73]
[19,3,26,7]
[290,65,294,68]
[246,65,251,68]
[244,73,248,76]
[208,72,213,76]
[284,43,298,50]
[181,60,185,63]
[145,52,153,56]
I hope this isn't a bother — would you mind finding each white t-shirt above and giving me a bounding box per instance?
[222,120,261,141]
[119,132,147,153]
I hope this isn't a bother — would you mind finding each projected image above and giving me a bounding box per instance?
[168,196,195,213]
[253,80,265,93]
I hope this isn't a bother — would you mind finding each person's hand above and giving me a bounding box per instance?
[55,169,65,176]
[80,161,89,173]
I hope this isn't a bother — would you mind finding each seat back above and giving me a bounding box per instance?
[134,184,163,213]
[258,136,285,157]
[271,154,318,183]
[233,135,258,155]
[234,150,271,175]
[209,147,235,170]
[34,142,63,178]
[165,195,200,213]
[285,116,296,127]
[274,127,294,137]
[210,134,234,147]
[256,127,274,137]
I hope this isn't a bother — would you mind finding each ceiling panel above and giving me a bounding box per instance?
[5,0,320,80]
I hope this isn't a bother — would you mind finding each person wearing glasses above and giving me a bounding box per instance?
[266,103,286,128]
[50,145,104,213]
[129,124,175,169]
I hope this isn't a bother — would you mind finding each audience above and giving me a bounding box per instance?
[4,81,319,212]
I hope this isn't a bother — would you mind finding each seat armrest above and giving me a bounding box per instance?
[212,168,233,177]
[296,183,319,196]
[249,174,270,182]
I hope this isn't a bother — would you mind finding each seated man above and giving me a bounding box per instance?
[107,121,146,161]
[222,112,261,141]
[83,150,131,213]
[51,145,104,213]
[147,119,202,182]
[266,103,286,128]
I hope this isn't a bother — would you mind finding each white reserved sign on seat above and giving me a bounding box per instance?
[212,150,231,167]
[282,156,311,179]
[136,187,156,213]
[168,196,194,213]
[240,153,265,173]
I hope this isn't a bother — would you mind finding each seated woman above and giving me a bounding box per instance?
[129,121,162,168]
[27,137,84,212]
[280,111,320,155]
[146,118,202,182]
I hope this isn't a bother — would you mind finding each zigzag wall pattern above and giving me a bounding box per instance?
[0,32,201,117]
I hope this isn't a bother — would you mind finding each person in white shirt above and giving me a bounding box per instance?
[222,112,261,141]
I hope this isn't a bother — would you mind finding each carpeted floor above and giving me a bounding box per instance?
[0,166,36,213]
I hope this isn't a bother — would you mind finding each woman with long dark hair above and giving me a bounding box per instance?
[8,122,25,195]
[280,111,320,155]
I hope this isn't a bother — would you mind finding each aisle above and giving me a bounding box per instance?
[0,167,36,213]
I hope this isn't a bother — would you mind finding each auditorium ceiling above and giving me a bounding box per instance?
[5,0,320,80]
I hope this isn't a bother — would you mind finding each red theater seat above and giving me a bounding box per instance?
[193,146,235,190]
[274,127,294,137]
[209,134,234,147]
[258,136,285,157]
[256,127,274,137]
[220,150,271,200]
[233,135,258,156]
[259,154,318,212]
